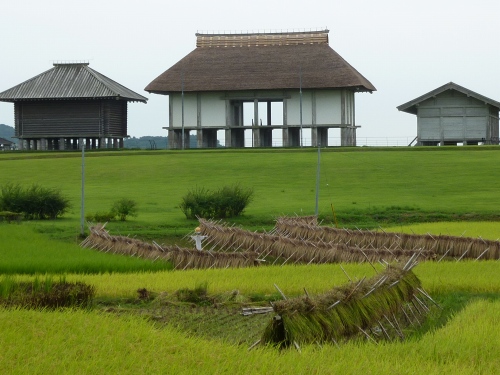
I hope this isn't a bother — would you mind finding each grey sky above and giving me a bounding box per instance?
[1,0,499,143]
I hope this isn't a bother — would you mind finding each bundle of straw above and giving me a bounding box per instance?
[199,219,436,264]
[274,216,500,261]
[80,224,258,269]
[261,261,434,348]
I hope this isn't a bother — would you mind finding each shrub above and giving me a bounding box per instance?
[180,184,253,219]
[85,211,116,222]
[111,198,138,221]
[0,183,70,220]
[0,211,23,223]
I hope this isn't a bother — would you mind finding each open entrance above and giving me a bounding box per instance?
[238,100,284,147]
[328,128,341,147]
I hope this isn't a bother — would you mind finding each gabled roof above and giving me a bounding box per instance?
[397,82,500,115]
[0,63,147,103]
[145,30,376,94]
[0,137,14,145]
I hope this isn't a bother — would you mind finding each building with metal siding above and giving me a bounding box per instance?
[145,30,376,148]
[0,137,15,150]
[398,82,500,146]
[0,63,147,150]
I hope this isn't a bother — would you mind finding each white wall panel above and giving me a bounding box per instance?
[315,90,342,124]
[286,91,312,125]
[200,93,226,127]
[171,93,197,128]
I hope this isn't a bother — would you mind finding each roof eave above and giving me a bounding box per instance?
[397,82,500,114]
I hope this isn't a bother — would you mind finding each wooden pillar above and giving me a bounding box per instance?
[253,99,259,147]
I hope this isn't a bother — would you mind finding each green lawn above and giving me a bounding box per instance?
[1,147,500,241]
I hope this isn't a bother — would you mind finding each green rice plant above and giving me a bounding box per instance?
[1,300,499,373]
[0,224,172,274]
[0,275,18,299]
[385,221,500,240]
[175,281,209,304]
[0,275,95,309]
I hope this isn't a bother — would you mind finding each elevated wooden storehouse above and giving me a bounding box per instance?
[0,137,15,151]
[145,30,375,148]
[0,63,147,150]
[398,82,500,146]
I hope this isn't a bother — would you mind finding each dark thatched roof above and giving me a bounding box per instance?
[145,30,376,94]
[397,82,500,115]
[0,63,147,103]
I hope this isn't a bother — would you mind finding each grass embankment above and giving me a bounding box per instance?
[1,147,500,242]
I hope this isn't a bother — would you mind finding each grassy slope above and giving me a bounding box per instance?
[1,147,500,241]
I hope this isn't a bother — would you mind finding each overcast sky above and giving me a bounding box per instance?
[1,0,499,144]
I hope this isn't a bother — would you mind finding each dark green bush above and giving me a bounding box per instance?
[85,211,116,222]
[180,184,253,219]
[0,211,23,223]
[111,198,138,221]
[0,183,70,220]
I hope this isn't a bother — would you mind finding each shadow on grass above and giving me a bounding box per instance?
[412,291,500,339]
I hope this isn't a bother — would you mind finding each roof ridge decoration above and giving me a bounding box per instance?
[196,29,329,48]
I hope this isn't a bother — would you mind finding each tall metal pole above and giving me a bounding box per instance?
[299,66,303,147]
[315,144,320,216]
[80,143,85,236]
[181,72,185,150]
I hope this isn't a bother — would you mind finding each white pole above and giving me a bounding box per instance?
[315,144,320,216]
[181,72,185,150]
[80,143,85,236]
[299,66,303,147]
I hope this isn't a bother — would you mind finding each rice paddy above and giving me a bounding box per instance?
[1,148,500,373]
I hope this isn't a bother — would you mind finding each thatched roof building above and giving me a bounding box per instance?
[146,30,375,94]
[146,30,375,148]
[0,63,147,150]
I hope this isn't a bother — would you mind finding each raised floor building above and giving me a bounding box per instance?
[398,82,500,146]
[146,30,376,148]
[0,63,147,150]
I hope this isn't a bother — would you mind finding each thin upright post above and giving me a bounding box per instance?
[181,72,185,150]
[315,144,320,216]
[80,144,85,236]
[299,66,303,147]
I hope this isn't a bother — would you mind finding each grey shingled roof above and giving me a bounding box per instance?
[0,63,147,103]
[397,82,500,115]
[145,30,376,94]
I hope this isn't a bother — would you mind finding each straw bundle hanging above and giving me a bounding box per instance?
[199,219,436,264]
[261,261,433,348]
[274,216,500,261]
[80,224,258,269]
